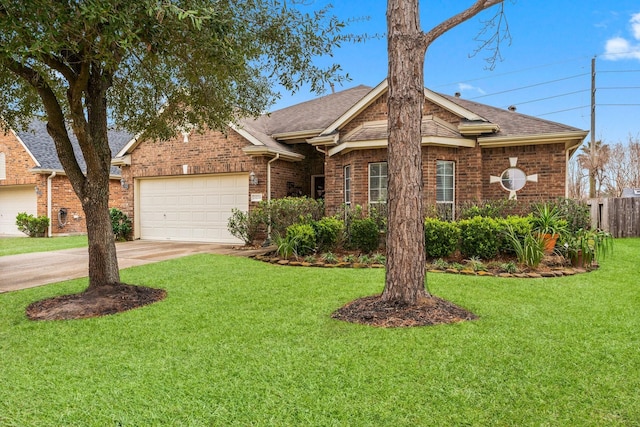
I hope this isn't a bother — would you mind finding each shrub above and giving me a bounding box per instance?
[312,216,344,252]
[424,217,460,258]
[227,208,262,245]
[496,215,533,253]
[554,197,591,233]
[284,223,317,257]
[457,216,502,259]
[261,197,324,238]
[110,208,132,241]
[349,218,379,253]
[457,199,520,219]
[503,225,545,268]
[15,212,49,237]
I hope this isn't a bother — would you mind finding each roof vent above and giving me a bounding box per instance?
[454,92,461,98]
[508,105,517,112]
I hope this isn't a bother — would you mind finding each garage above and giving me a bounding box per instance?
[137,174,248,244]
[0,185,37,236]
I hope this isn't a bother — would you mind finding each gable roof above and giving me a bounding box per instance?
[16,119,133,176]
[236,85,372,155]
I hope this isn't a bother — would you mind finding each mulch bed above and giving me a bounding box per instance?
[332,294,478,327]
[25,283,166,321]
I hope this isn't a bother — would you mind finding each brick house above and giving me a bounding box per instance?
[0,120,132,236]
[114,79,588,244]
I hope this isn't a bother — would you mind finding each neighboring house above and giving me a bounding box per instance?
[0,120,132,236]
[621,188,640,198]
[114,79,588,244]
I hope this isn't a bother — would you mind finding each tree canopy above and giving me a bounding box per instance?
[0,0,349,138]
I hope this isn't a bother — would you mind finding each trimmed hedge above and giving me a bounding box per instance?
[424,218,460,258]
[458,216,502,259]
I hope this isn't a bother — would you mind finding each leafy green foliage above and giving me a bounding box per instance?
[227,208,262,245]
[503,225,545,268]
[348,218,379,253]
[312,216,344,252]
[109,208,132,241]
[15,212,49,237]
[261,197,324,239]
[457,216,502,259]
[457,198,520,219]
[554,197,591,233]
[284,223,317,257]
[424,217,460,258]
[495,215,533,253]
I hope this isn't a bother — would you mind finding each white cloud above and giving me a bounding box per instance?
[457,83,486,95]
[603,12,640,60]
[632,12,640,40]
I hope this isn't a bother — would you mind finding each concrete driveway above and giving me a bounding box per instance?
[0,240,269,293]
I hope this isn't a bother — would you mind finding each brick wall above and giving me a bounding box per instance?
[325,143,567,217]
[123,128,322,224]
[0,131,38,186]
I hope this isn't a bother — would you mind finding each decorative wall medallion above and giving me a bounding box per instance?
[489,157,538,200]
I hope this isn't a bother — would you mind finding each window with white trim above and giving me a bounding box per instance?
[436,160,455,220]
[368,162,387,205]
[0,152,6,180]
[344,165,351,205]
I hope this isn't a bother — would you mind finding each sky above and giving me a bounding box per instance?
[270,0,640,145]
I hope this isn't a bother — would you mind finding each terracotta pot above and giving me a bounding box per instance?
[541,233,559,254]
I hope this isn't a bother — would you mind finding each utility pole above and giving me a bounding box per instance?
[589,56,596,198]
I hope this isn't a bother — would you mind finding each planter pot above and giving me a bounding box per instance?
[541,233,559,254]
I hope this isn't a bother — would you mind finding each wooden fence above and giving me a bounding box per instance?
[587,198,640,238]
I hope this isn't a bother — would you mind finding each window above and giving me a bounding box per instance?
[368,162,388,205]
[344,165,351,205]
[0,152,5,180]
[436,160,455,220]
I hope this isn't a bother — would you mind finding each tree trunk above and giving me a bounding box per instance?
[44,68,121,290]
[382,0,429,304]
[83,182,121,289]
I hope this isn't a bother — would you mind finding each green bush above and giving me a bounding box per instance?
[503,225,545,268]
[349,218,379,253]
[458,199,520,219]
[260,197,324,238]
[496,215,533,253]
[15,212,49,237]
[458,216,502,259]
[227,208,262,245]
[284,223,317,257]
[312,216,344,252]
[554,197,591,233]
[110,208,132,241]
[424,217,460,258]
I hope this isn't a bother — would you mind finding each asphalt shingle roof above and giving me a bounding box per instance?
[439,93,586,137]
[238,85,373,149]
[16,120,133,176]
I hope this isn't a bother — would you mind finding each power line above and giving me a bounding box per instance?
[537,106,589,117]
[508,89,588,107]
[469,73,589,100]
[431,55,590,89]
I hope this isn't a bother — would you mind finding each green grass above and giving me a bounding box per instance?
[0,235,87,256]
[1,239,639,426]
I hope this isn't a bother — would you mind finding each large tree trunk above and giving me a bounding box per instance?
[382,0,429,304]
[45,67,121,290]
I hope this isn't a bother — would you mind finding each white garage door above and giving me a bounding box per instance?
[0,185,37,236]
[138,174,248,244]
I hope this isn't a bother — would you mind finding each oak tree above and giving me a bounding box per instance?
[0,1,348,292]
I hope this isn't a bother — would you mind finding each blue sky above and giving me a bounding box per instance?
[271,0,640,144]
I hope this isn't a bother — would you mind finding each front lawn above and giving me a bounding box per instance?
[1,239,638,425]
[0,235,87,256]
